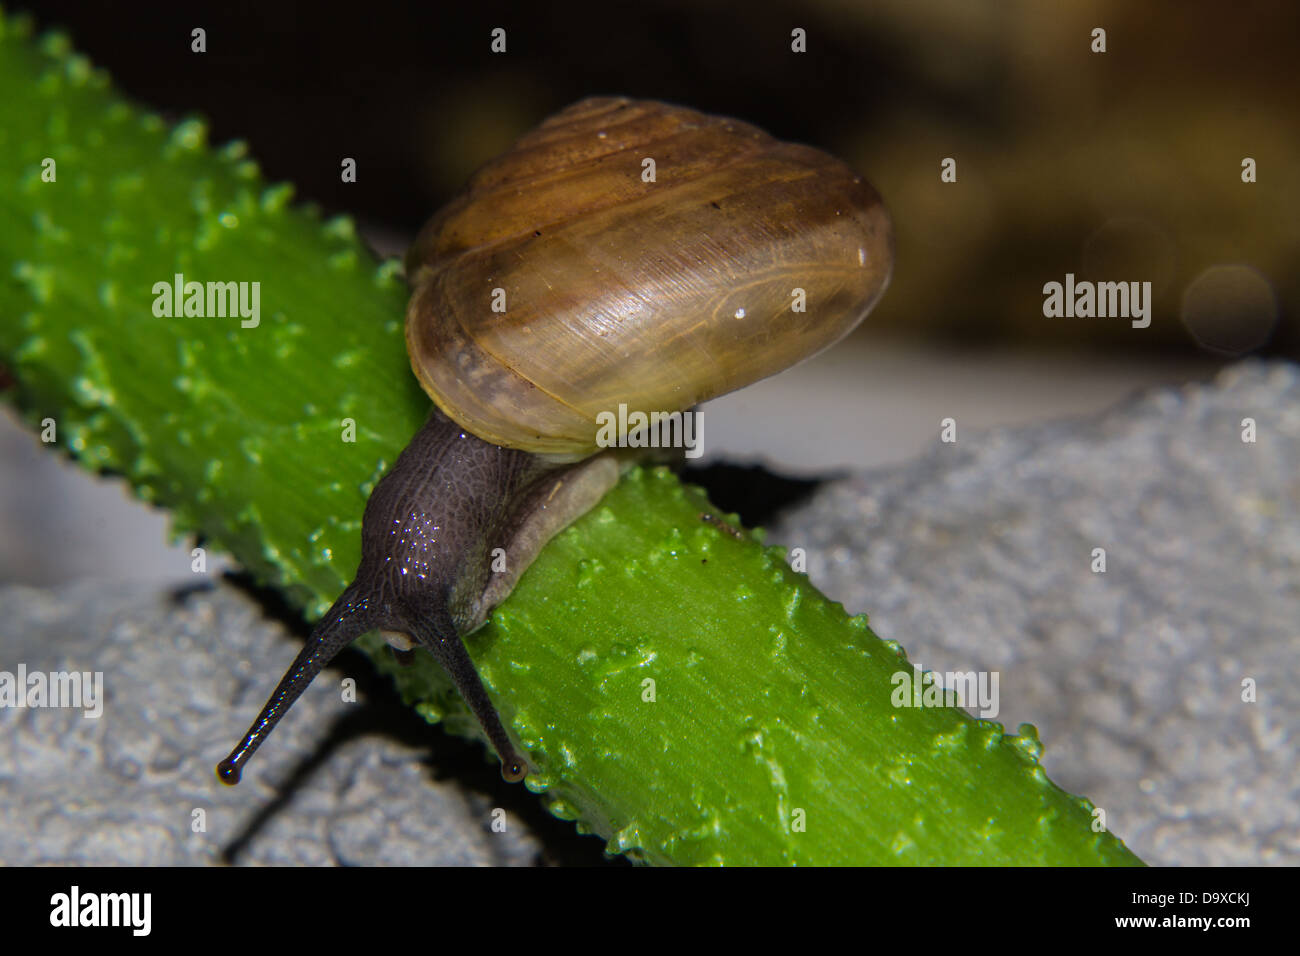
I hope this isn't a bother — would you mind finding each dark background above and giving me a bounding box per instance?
[28,0,904,238]
[26,0,1300,357]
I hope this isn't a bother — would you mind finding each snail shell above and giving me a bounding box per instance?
[406,96,893,458]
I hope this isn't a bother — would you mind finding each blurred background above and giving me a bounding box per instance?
[2,0,1295,585]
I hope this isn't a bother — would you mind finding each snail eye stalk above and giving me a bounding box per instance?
[216,585,374,785]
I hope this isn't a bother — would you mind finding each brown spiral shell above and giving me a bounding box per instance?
[405,96,893,457]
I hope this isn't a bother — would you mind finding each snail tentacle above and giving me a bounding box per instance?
[218,410,568,785]
[405,607,529,782]
[216,583,376,785]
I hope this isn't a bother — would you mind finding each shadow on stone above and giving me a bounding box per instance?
[681,462,831,529]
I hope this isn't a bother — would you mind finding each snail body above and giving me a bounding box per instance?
[217,96,892,786]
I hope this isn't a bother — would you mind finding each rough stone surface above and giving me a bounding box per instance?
[0,579,554,865]
[2,360,1295,865]
[768,360,1300,866]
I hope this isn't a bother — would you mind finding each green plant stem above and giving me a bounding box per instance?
[0,10,1142,865]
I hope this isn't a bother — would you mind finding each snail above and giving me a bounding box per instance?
[216,96,892,786]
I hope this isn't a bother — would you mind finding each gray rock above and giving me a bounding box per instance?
[767,360,1300,866]
[2,360,1294,865]
[0,579,548,865]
